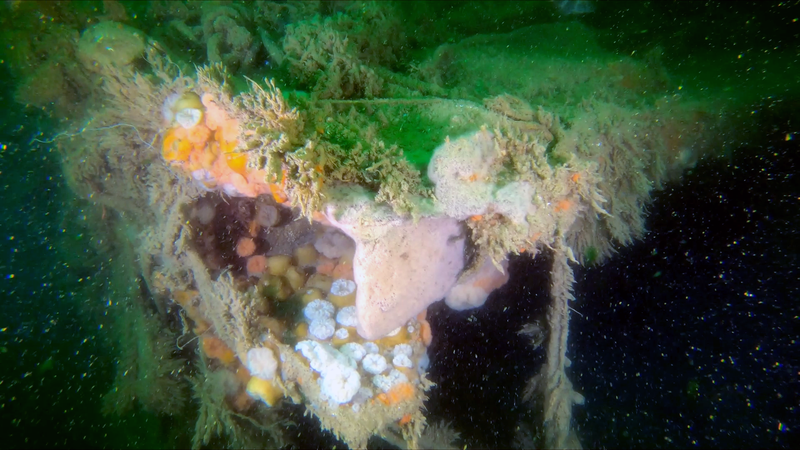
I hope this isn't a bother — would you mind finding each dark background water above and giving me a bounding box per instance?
[1,1,799,449]
[427,98,800,449]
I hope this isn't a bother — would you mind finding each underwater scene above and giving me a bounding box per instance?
[0,1,798,449]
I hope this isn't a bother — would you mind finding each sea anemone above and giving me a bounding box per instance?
[162,128,192,162]
[163,91,205,128]
[236,237,256,257]
[246,255,268,277]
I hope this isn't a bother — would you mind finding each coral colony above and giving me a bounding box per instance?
[16,2,728,449]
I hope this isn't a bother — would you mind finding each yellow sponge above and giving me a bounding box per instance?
[246,376,283,407]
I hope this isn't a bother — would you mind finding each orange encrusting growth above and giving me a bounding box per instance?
[202,335,237,365]
[554,199,573,213]
[376,382,416,406]
[419,319,433,347]
[161,92,288,200]
[416,309,433,347]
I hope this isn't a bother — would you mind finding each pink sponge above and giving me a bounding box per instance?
[323,196,466,340]
[445,257,509,311]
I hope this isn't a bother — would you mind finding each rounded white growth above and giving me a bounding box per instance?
[363,342,379,354]
[295,340,349,373]
[294,340,361,404]
[314,228,355,259]
[427,129,534,224]
[392,353,413,368]
[373,368,409,393]
[304,299,335,321]
[362,353,388,375]
[427,130,497,221]
[392,343,413,358]
[330,279,356,296]
[320,364,361,404]
[309,318,336,340]
[334,328,349,340]
[77,21,145,71]
[175,108,203,129]
[340,342,366,362]
[162,93,180,124]
[246,347,278,380]
[255,202,279,228]
[336,305,359,327]
[445,257,509,311]
[195,202,216,225]
[329,279,356,307]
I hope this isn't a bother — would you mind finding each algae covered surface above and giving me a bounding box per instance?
[1,1,798,449]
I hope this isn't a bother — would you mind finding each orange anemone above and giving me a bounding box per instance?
[162,129,192,162]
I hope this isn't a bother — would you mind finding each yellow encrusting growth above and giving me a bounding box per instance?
[246,376,284,407]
